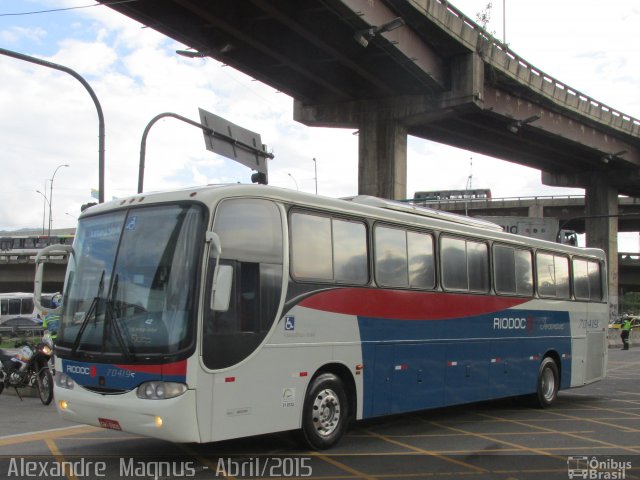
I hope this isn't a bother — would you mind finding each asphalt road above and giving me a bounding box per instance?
[1,348,639,479]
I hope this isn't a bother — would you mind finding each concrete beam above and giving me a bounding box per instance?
[338,0,447,91]
[293,53,483,129]
[483,85,640,168]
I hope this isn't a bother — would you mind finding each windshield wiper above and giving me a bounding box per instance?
[103,274,135,361]
[71,270,105,355]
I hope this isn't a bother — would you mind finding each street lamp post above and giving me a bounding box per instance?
[49,164,69,238]
[0,47,105,203]
[35,189,50,236]
[313,158,318,195]
[288,173,299,191]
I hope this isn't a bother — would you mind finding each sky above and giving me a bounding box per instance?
[0,0,639,248]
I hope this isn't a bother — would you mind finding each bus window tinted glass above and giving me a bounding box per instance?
[468,241,489,292]
[515,249,533,296]
[494,245,516,294]
[407,232,435,289]
[536,253,556,297]
[291,213,332,280]
[215,199,282,264]
[375,226,408,287]
[494,246,533,296]
[537,253,570,298]
[588,261,602,301]
[8,299,20,315]
[333,219,368,284]
[555,256,570,298]
[573,259,590,300]
[441,237,467,290]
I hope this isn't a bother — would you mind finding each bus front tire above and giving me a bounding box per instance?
[301,373,348,450]
[533,357,559,408]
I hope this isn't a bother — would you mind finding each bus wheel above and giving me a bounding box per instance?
[301,373,348,450]
[533,357,559,408]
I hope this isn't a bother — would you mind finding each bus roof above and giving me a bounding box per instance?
[79,184,605,260]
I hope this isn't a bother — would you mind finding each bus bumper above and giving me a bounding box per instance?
[54,385,201,443]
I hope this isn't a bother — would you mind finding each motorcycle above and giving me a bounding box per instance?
[0,333,54,405]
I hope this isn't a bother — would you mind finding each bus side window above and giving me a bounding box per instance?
[494,245,533,296]
[441,236,489,293]
[374,226,435,290]
[588,261,603,301]
[573,258,603,301]
[536,252,570,299]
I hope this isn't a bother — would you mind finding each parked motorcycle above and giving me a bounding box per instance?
[0,333,54,405]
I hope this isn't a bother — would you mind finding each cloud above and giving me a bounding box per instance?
[0,25,47,44]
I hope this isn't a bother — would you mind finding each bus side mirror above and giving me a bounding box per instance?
[34,244,73,314]
[207,231,233,312]
[212,265,233,312]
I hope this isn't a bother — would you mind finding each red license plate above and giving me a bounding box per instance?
[98,418,122,431]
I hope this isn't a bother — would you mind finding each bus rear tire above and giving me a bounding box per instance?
[301,373,348,450]
[532,357,559,408]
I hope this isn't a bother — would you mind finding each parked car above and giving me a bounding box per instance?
[609,316,640,329]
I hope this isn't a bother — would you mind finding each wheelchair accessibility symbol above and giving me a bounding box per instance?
[284,316,295,331]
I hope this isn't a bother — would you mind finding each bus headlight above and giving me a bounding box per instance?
[136,381,187,400]
[55,372,75,390]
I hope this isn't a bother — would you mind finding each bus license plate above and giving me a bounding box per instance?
[98,418,122,431]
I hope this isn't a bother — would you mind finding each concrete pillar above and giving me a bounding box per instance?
[528,203,544,218]
[358,114,407,200]
[585,175,618,319]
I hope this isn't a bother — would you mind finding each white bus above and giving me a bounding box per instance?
[0,292,35,324]
[36,184,608,449]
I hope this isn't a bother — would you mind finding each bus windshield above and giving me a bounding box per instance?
[57,204,205,361]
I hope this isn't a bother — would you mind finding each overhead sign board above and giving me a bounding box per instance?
[198,108,270,175]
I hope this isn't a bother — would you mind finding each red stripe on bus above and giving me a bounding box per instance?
[298,288,528,321]
[113,359,187,376]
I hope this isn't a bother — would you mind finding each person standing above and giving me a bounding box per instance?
[621,316,633,350]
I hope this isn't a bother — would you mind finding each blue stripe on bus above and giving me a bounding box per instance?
[61,359,186,391]
[356,309,572,418]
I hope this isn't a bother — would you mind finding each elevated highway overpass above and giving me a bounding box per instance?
[419,195,640,233]
[98,0,640,315]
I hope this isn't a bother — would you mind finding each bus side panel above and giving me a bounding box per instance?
[358,305,572,418]
[204,307,364,442]
[444,341,489,405]
[392,343,446,414]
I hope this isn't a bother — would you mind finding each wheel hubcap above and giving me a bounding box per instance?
[312,388,341,437]
[541,367,555,401]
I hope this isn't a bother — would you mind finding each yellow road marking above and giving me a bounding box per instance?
[363,429,487,473]
[480,413,640,455]
[428,420,566,461]
[312,452,378,480]
[0,426,100,447]
[45,438,78,480]
[349,429,593,438]
[545,409,639,432]
[176,444,236,480]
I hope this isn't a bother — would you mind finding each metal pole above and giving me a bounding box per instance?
[288,173,299,191]
[42,181,47,235]
[36,190,51,237]
[313,157,318,195]
[0,47,105,203]
[503,0,506,44]
[49,164,69,239]
[139,112,214,194]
